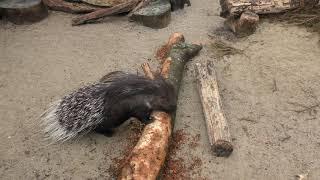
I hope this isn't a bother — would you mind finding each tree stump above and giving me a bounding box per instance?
[225,11,259,37]
[129,0,171,29]
[0,0,48,24]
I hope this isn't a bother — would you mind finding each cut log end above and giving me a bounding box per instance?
[213,140,233,157]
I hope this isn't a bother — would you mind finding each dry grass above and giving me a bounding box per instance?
[208,40,244,59]
[268,6,320,35]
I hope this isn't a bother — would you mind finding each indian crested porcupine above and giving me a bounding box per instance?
[40,71,177,142]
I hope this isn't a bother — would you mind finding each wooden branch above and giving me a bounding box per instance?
[0,0,48,24]
[160,57,172,78]
[43,0,101,14]
[141,63,155,80]
[72,0,140,26]
[118,33,202,179]
[155,32,185,62]
[194,61,233,157]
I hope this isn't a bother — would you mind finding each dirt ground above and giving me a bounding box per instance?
[1,0,320,179]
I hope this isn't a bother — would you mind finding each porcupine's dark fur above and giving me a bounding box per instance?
[40,71,177,142]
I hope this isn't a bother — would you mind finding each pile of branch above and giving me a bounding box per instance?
[43,0,192,28]
[219,0,319,37]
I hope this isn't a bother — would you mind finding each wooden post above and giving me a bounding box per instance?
[118,33,202,179]
[194,61,233,157]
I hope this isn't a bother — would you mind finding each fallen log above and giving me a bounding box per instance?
[118,33,202,179]
[220,0,320,17]
[0,0,48,24]
[43,0,101,14]
[225,10,259,37]
[194,61,233,157]
[129,0,171,29]
[72,0,140,26]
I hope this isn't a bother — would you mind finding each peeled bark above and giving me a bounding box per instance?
[195,61,233,157]
[118,33,202,179]
[0,0,48,24]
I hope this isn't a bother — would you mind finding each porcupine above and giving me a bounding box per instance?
[40,71,177,142]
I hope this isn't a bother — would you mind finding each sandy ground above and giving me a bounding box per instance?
[1,0,320,179]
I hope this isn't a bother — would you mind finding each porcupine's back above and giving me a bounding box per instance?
[41,83,110,142]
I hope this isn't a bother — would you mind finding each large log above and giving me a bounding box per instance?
[220,0,320,17]
[43,0,101,14]
[194,61,233,157]
[0,0,48,24]
[118,33,202,179]
[129,0,171,29]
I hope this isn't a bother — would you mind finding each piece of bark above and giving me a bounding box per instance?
[0,0,48,24]
[170,0,191,11]
[194,61,233,157]
[220,0,320,17]
[129,0,171,29]
[225,11,259,37]
[72,0,140,26]
[43,0,101,14]
[118,33,202,179]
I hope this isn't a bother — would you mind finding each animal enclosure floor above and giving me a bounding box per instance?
[1,0,320,179]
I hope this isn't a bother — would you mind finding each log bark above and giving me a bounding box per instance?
[43,0,101,14]
[72,0,140,26]
[225,10,259,37]
[118,33,202,179]
[0,0,48,24]
[220,0,320,17]
[194,61,233,157]
[129,0,171,29]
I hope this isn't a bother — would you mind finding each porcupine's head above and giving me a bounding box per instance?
[101,71,177,124]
